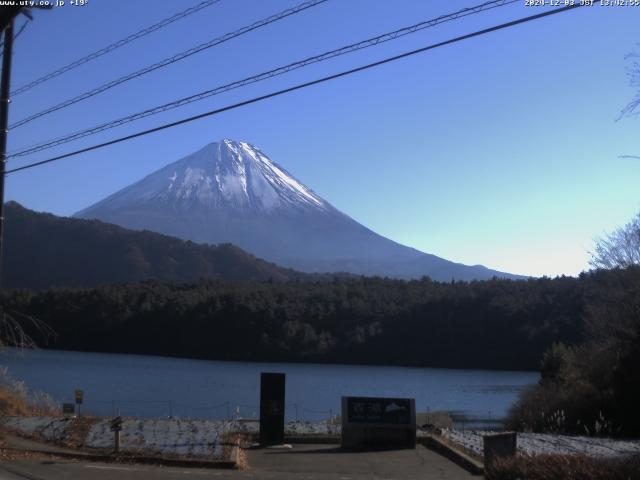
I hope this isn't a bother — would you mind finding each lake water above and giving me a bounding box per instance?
[1,349,538,428]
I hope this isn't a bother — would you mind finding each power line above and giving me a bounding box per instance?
[10,0,223,97]
[8,0,518,159]
[9,0,328,130]
[13,20,29,41]
[5,4,583,176]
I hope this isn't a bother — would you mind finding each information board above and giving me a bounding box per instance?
[342,396,416,450]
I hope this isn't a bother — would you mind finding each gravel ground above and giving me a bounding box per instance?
[441,428,640,458]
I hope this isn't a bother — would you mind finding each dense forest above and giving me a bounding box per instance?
[3,269,629,371]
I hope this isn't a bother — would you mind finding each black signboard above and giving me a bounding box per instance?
[259,372,285,445]
[110,416,123,432]
[346,397,412,425]
[62,403,75,415]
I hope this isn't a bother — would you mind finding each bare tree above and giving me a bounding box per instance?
[590,212,640,269]
[0,304,55,349]
[620,45,640,119]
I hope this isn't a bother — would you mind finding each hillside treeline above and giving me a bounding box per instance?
[4,268,631,372]
[3,202,310,289]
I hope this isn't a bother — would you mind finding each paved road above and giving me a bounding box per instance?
[0,444,478,479]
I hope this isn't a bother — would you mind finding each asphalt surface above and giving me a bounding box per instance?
[0,443,478,480]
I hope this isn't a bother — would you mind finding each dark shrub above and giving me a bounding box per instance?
[487,454,640,480]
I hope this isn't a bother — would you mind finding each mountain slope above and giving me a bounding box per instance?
[3,202,308,289]
[75,139,523,281]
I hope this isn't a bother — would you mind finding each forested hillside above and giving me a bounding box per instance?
[3,202,308,289]
[1,269,622,371]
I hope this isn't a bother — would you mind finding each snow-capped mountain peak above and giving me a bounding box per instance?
[162,139,326,211]
[80,139,328,214]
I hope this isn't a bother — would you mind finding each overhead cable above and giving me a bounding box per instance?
[10,0,224,96]
[9,0,329,129]
[8,0,517,159]
[6,4,583,175]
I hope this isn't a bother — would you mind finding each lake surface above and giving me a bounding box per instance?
[1,349,538,428]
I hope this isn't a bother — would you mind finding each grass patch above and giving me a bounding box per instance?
[0,366,58,417]
[0,388,30,416]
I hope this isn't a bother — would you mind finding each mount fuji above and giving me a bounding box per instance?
[75,139,521,281]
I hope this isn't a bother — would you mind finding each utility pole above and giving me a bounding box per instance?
[0,18,15,288]
[0,7,22,33]
[0,5,49,287]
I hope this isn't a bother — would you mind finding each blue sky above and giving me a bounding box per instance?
[5,0,639,277]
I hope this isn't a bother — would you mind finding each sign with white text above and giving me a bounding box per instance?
[342,396,416,450]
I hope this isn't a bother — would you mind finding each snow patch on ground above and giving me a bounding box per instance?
[441,429,640,458]
[2,416,227,458]
[2,416,341,458]
[85,418,225,457]
[285,420,340,436]
[2,416,70,442]
[2,416,341,451]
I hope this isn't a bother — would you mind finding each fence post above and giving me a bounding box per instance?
[483,432,517,473]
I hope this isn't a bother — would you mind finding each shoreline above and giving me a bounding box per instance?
[1,346,540,375]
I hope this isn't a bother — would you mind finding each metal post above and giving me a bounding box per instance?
[114,430,120,453]
[329,408,333,434]
[0,20,14,286]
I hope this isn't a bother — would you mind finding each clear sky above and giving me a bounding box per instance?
[4,0,639,278]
